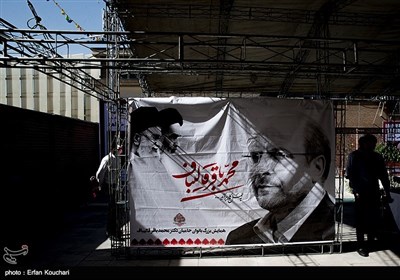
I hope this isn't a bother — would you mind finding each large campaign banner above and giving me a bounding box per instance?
[128,97,335,247]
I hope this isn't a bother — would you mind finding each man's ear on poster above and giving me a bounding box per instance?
[309,154,326,182]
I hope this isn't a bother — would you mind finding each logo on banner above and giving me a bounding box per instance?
[173,213,186,226]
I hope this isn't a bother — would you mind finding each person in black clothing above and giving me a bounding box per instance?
[346,134,394,257]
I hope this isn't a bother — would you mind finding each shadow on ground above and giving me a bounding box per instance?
[340,201,400,256]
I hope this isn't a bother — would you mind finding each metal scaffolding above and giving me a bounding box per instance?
[0,2,133,258]
[0,3,355,259]
[2,30,399,99]
[101,0,131,257]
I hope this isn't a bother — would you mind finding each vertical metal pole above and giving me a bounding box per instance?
[105,0,131,259]
[353,42,358,64]
[178,35,184,61]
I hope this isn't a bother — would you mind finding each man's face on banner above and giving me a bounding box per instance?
[247,123,318,213]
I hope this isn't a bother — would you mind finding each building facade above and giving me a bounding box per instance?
[0,54,100,123]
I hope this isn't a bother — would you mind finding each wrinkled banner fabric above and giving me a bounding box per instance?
[128,97,335,247]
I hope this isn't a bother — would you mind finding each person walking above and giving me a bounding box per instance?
[95,143,124,240]
[346,134,394,257]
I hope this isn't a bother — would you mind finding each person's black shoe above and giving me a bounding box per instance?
[357,248,369,257]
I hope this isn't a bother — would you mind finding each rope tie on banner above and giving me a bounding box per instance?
[47,0,85,31]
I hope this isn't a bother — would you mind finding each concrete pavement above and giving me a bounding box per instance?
[2,197,399,279]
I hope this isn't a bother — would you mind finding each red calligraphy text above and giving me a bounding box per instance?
[172,160,243,202]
